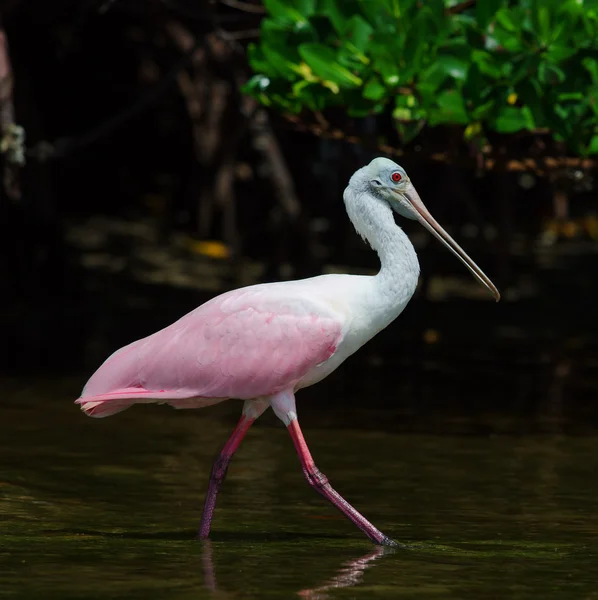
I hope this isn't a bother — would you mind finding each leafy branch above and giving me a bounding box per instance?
[244,0,598,157]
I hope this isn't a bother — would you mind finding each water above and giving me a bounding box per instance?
[2,379,598,599]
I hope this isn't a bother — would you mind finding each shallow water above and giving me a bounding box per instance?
[2,379,598,599]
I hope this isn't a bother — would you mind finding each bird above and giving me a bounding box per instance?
[76,157,499,547]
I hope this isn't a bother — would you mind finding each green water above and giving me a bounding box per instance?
[2,380,597,599]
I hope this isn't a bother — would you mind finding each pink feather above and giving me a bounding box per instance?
[76,284,343,417]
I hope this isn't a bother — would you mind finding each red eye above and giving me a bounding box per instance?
[391,172,402,182]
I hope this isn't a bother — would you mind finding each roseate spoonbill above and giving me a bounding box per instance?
[76,158,499,546]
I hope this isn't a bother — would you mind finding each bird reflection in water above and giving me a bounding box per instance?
[296,546,391,600]
[200,541,392,599]
[201,540,218,594]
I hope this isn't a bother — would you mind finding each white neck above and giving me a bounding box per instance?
[344,188,420,314]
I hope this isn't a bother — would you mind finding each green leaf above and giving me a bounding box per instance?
[465,63,491,105]
[476,0,504,29]
[582,57,598,82]
[538,62,566,84]
[587,135,598,154]
[558,92,584,102]
[493,106,534,133]
[263,0,315,23]
[261,19,303,51]
[354,0,398,29]
[338,43,370,72]
[292,79,311,96]
[318,0,363,33]
[291,81,331,110]
[430,90,468,125]
[262,44,300,80]
[363,78,386,100]
[419,62,451,94]
[298,43,363,87]
[295,0,316,15]
[370,43,400,85]
[436,54,469,81]
[247,43,272,75]
[393,106,412,121]
[464,121,483,141]
[494,7,517,32]
[393,93,420,119]
[344,15,374,52]
[471,99,495,120]
[337,15,373,68]
[531,0,552,43]
[511,55,542,84]
[269,93,302,113]
[546,45,578,61]
[492,8,524,51]
[403,8,440,71]
[428,0,446,22]
[518,78,546,126]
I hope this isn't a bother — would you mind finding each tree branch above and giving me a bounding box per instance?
[445,0,476,16]
[27,36,201,161]
[219,0,265,14]
[0,27,22,202]
[281,114,597,175]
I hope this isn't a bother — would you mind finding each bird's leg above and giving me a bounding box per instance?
[198,399,268,539]
[270,391,398,547]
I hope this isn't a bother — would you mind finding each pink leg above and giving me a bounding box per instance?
[198,400,267,539]
[271,392,398,547]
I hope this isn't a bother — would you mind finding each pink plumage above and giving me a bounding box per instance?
[76,283,342,417]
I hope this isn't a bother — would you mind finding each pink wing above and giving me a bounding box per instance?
[76,284,343,417]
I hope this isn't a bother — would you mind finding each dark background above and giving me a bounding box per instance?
[1,0,597,425]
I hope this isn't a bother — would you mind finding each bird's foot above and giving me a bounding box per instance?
[378,535,408,549]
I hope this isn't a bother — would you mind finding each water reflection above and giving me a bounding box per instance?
[199,540,391,599]
[296,546,390,599]
[200,541,218,595]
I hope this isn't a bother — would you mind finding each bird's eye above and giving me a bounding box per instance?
[391,172,402,183]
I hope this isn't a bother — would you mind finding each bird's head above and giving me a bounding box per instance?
[350,157,500,302]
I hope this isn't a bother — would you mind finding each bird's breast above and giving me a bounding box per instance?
[295,273,415,390]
